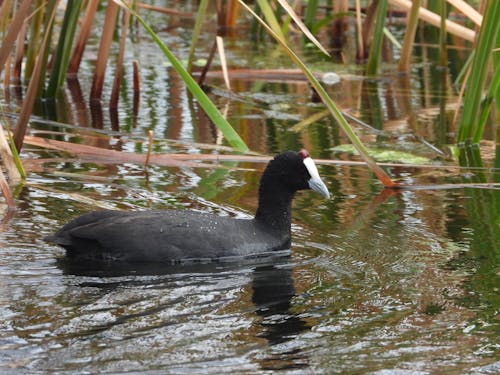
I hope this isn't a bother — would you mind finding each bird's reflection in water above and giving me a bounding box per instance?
[251,265,310,371]
[57,256,310,371]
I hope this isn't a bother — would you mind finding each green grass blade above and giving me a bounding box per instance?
[495,29,500,130]
[238,0,396,187]
[492,21,499,169]
[187,0,208,74]
[454,50,474,88]
[115,1,249,152]
[475,62,500,140]
[6,124,26,179]
[366,0,388,75]
[46,0,83,98]
[256,0,286,41]
[24,0,44,81]
[304,0,318,31]
[457,0,500,143]
[438,0,448,67]
[0,107,24,180]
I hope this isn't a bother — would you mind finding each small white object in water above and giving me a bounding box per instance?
[322,72,341,86]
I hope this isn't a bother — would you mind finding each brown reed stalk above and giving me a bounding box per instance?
[110,9,131,109]
[0,0,33,75]
[3,55,11,100]
[398,0,421,71]
[136,3,193,17]
[24,0,44,82]
[0,169,15,209]
[361,1,378,56]
[13,21,28,82]
[355,0,364,60]
[217,0,239,30]
[225,0,239,27]
[68,0,99,76]
[90,0,119,101]
[13,0,60,151]
[0,123,21,182]
[197,39,217,86]
[132,60,141,119]
[145,130,153,166]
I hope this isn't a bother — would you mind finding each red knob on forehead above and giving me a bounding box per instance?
[299,149,310,159]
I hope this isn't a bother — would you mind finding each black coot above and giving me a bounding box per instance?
[45,150,330,262]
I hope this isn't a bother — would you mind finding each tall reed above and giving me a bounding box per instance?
[457,0,500,144]
[90,1,119,101]
[0,0,33,75]
[397,0,420,71]
[187,0,209,74]
[68,0,99,75]
[13,1,60,151]
[366,0,388,75]
[46,0,83,98]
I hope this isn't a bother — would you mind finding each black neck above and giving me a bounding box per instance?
[254,181,294,233]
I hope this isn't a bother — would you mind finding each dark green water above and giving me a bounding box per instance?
[1,2,499,373]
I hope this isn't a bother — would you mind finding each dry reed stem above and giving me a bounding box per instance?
[68,0,99,76]
[216,36,231,91]
[13,20,28,82]
[355,0,364,59]
[225,0,239,27]
[136,3,193,17]
[0,0,33,75]
[13,0,60,151]
[276,0,330,56]
[447,0,482,26]
[0,124,21,182]
[361,1,378,54]
[3,54,11,100]
[398,0,421,72]
[145,130,153,166]
[132,60,141,117]
[23,135,208,168]
[90,0,119,101]
[197,39,217,86]
[110,8,131,109]
[0,169,14,209]
[388,0,476,42]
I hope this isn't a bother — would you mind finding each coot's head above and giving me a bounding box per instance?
[263,150,330,199]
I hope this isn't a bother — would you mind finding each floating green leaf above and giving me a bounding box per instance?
[332,144,431,165]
